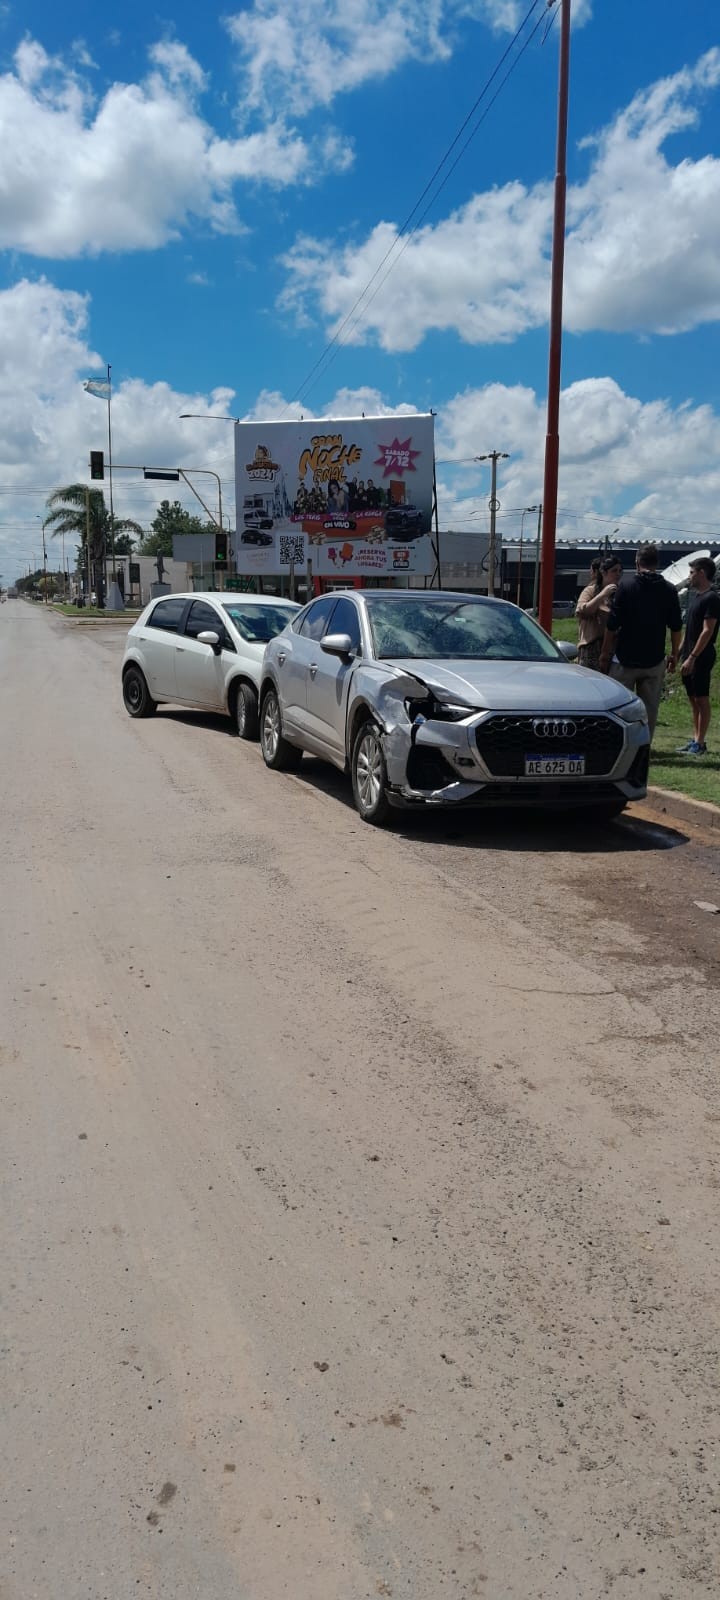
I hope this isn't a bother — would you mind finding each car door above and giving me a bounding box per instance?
[277,596,339,739]
[175,600,231,709]
[304,595,361,759]
[140,597,189,698]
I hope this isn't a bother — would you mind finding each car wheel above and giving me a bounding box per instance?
[122,665,157,718]
[352,722,392,826]
[260,688,303,771]
[235,682,259,741]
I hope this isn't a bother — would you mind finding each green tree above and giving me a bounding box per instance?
[140,499,212,558]
[43,485,143,607]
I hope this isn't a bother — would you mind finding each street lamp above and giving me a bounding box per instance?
[475,451,509,596]
[517,506,540,606]
[179,413,239,423]
[178,415,238,536]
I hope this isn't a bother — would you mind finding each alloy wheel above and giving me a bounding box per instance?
[356,730,383,814]
[262,695,280,760]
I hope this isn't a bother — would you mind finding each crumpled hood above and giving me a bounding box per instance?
[386,657,638,713]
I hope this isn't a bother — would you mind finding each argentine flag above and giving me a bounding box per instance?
[83,378,111,399]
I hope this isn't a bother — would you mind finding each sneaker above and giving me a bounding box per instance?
[675,739,696,753]
[687,741,708,757]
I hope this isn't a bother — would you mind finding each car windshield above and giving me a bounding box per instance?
[364,596,560,661]
[222,602,296,643]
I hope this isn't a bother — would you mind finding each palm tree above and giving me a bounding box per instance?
[43,485,144,606]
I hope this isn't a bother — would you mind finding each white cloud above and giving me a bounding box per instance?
[565,49,720,334]
[280,49,720,349]
[226,0,449,119]
[436,377,720,546]
[0,38,351,257]
[464,0,592,34]
[226,0,591,120]
[1,279,718,585]
[148,40,208,92]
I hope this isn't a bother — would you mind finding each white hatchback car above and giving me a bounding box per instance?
[121,591,299,738]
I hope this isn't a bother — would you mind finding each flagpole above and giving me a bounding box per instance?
[107,362,116,585]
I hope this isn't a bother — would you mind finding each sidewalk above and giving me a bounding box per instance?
[640,784,720,833]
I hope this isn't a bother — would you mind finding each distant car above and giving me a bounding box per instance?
[121,592,300,738]
[243,512,274,531]
[259,588,650,826]
[385,504,425,538]
[241,528,274,547]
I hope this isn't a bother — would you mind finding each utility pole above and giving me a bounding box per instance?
[539,0,571,634]
[532,504,543,614]
[41,523,48,604]
[476,451,508,596]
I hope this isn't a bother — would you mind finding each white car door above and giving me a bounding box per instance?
[304,595,361,758]
[174,600,230,709]
[140,597,189,698]
[278,596,339,738]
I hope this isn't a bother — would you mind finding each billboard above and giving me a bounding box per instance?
[234,415,435,578]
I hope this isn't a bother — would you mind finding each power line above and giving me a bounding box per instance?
[285,0,551,410]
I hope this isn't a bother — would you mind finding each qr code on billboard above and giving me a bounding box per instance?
[279,535,305,566]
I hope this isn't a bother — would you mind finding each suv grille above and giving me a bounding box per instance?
[475,715,624,777]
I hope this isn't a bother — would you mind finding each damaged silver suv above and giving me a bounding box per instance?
[259,589,650,826]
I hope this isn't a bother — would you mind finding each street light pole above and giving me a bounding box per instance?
[476,451,509,596]
[179,416,235,530]
[517,506,539,606]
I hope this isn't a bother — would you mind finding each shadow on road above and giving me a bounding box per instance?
[158,708,235,736]
[152,711,688,855]
[287,756,689,855]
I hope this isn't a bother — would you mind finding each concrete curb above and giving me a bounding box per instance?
[641,785,720,833]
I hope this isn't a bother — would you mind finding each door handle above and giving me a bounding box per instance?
[278,651,286,665]
[309,662,318,677]
[176,645,185,653]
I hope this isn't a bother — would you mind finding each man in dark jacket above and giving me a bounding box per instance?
[677,557,720,756]
[599,544,682,739]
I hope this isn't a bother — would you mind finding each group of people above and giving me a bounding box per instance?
[293,476,390,518]
[346,477,387,512]
[293,482,329,516]
[576,545,719,754]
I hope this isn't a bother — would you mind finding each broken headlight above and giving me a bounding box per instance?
[405,692,475,724]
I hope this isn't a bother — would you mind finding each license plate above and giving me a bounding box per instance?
[525,753,586,777]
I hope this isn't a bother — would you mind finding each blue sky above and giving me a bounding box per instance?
[1,0,719,579]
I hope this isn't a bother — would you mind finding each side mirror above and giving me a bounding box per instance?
[321,632,354,658]
[557,640,578,662]
[197,629,221,654]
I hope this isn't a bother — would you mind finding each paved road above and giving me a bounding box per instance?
[2,600,719,1600]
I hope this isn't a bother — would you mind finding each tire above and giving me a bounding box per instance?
[260,688,303,771]
[351,721,392,826]
[234,682,259,741]
[122,665,157,718]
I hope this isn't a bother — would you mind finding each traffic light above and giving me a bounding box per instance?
[90,451,104,480]
[215,531,228,566]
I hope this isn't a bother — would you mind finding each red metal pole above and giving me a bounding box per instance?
[539,0,571,636]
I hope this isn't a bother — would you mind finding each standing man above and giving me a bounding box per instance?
[599,544,682,740]
[677,557,720,756]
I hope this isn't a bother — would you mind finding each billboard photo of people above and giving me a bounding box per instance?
[234,415,435,577]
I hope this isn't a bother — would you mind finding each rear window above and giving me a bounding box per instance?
[221,602,297,644]
[146,598,187,633]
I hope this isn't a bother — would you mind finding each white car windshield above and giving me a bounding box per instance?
[365,597,560,661]
[222,602,296,643]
